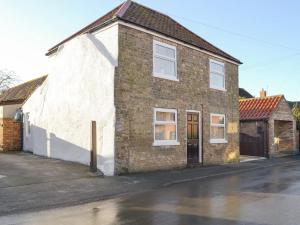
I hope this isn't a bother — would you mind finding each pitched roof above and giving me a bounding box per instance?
[239,88,253,99]
[0,75,47,106]
[46,1,241,64]
[239,95,283,121]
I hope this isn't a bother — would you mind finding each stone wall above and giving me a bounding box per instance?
[115,24,240,174]
[0,118,22,151]
[269,98,297,156]
[274,120,294,152]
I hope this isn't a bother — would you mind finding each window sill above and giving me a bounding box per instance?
[153,74,179,82]
[210,86,226,92]
[153,141,180,147]
[210,139,228,144]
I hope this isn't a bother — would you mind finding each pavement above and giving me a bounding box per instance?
[239,155,266,162]
[0,151,300,218]
[2,152,300,225]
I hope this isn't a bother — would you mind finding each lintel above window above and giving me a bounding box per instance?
[153,40,178,81]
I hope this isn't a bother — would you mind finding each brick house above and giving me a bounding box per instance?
[0,76,47,151]
[240,90,297,157]
[22,0,241,175]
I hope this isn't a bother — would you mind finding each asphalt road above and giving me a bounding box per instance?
[1,157,300,225]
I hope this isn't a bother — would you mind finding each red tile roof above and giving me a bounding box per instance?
[239,95,283,121]
[46,1,241,64]
[0,75,47,106]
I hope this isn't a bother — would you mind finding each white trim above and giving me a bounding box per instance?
[210,139,228,144]
[92,21,119,35]
[48,21,120,57]
[24,112,31,137]
[153,108,179,146]
[186,110,202,163]
[153,40,178,81]
[50,20,240,65]
[153,140,180,146]
[118,21,241,66]
[209,59,226,91]
[210,59,225,67]
[210,113,227,144]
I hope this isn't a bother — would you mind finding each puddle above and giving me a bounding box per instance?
[0,175,6,179]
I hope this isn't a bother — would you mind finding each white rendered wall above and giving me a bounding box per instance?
[22,24,118,175]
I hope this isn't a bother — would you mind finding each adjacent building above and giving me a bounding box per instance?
[0,76,47,151]
[21,0,241,175]
[240,90,297,157]
[239,88,254,99]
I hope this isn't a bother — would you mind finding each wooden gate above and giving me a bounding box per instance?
[240,124,267,157]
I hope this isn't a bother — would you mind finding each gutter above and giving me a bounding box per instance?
[45,16,242,65]
[118,18,242,65]
[46,18,118,56]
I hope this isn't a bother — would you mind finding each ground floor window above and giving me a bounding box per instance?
[153,108,179,146]
[210,113,227,143]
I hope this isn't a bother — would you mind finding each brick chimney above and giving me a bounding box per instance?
[259,89,267,98]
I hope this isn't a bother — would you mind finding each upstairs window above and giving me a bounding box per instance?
[210,114,227,143]
[209,59,225,91]
[153,40,177,81]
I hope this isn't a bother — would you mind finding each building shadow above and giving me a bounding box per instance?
[27,125,113,175]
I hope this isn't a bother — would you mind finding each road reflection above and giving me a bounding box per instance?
[1,162,300,225]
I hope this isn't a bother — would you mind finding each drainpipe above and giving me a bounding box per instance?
[201,104,204,166]
[265,120,269,158]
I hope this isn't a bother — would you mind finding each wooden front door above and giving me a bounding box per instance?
[187,112,200,165]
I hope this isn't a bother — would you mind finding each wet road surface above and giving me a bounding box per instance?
[2,160,300,225]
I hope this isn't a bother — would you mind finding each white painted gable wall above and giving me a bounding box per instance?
[22,24,118,176]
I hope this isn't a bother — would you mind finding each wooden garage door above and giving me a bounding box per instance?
[240,125,267,157]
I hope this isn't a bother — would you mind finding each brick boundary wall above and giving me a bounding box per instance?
[0,118,22,151]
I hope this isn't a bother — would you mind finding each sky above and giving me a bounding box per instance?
[0,0,300,100]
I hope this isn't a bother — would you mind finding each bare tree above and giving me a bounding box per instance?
[0,70,18,92]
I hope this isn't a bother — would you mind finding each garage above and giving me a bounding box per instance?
[240,91,297,158]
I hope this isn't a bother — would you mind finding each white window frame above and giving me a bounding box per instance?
[210,113,227,144]
[24,112,31,137]
[209,59,226,91]
[153,108,180,146]
[153,40,178,81]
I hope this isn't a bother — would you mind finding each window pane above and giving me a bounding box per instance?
[211,127,225,139]
[187,124,192,139]
[210,73,224,89]
[211,115,225,125]
[210,62,224,73]
[156,44,175,59]
[154,57,176,77]
[155,124,176,140]
[156,111,175,122]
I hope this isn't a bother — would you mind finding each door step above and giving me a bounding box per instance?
[187,163,202,168]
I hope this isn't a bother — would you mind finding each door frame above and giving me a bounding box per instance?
[186,110,202,164]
